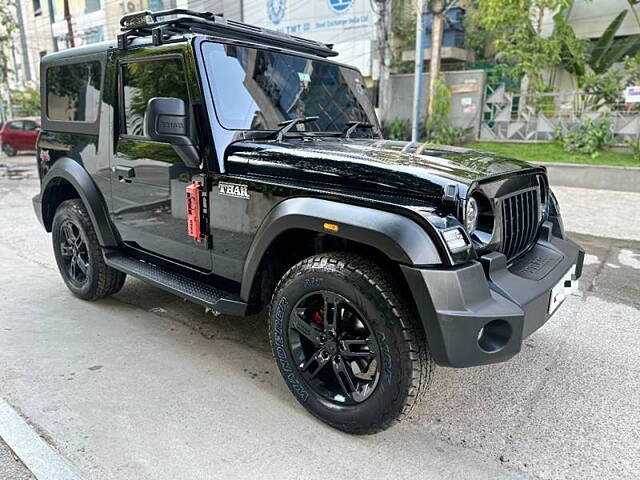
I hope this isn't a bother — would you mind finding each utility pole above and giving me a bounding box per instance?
[48,0,59,51]
[411,0,426,142]
[427,0,446,117]
[15,0,32,84]
[63,0,75,48]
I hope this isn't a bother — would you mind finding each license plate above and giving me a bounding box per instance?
[548,264,578,314]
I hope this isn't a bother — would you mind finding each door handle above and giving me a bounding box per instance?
[114,165,135,182]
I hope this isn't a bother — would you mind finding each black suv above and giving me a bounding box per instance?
[33,9,584,434]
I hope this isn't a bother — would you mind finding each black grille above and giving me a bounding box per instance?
[500,188,540,260]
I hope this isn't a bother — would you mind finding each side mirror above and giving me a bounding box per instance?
[144,97,200,168]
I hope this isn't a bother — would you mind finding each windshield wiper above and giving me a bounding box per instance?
[343,121,373,139]
[275,116,319,142]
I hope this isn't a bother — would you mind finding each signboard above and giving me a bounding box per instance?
[624,86,640,104]
[247,0,376,75]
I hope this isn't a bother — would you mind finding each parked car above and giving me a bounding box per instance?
[32,9,584,434]
[0,117,40,156]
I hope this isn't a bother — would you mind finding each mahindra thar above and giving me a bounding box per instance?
[33,9,584,434]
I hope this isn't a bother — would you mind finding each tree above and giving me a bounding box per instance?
[466,0,576,93]
[390,0,416,73]
[0,0,17,118]
[10,89,40,116]
[560,9,640,81]
[410,0,457,141]
[0,0,17,85]
[467,0,640,94]
[427,0,456,117]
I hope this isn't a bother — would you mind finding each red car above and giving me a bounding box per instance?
[0,117,40,157]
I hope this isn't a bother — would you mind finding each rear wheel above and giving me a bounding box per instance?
[269,253,433,434]
[2,144,17,157]
[52,199,126,300]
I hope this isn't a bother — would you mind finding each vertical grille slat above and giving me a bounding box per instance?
[523,190,534,251]
[519,192,529,253]
[499,187,540,260]
[522,191,531,253]
[509,196,517,254]
[515,194,525,254]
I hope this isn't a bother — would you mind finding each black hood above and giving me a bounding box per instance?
[227,138,544,201]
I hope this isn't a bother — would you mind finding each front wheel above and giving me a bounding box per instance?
[269,253,434,434]
[52,199,126,301]
[2,144,17,157]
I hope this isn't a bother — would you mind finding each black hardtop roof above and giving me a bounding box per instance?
[42,41,114,64]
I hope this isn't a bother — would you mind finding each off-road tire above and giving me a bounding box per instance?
[269,252,434,434]
[52,199,126,300]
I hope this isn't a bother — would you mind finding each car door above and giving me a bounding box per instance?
[6,121,24,149]
[110,54,211,270]
[22,120,39,150]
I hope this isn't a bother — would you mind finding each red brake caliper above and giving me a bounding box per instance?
[312,309,324,326]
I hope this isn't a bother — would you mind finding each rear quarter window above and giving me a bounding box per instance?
[46,62,101,122]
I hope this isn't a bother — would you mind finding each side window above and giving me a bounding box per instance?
[46,62,101,122]
[8,121,23,130]
[23,121,38,131]
[121,57,189,138]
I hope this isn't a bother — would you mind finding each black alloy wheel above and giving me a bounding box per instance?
[58,219,91,288]
[269,253,434,434]
[289,290,381,404]
[52,199,126,301]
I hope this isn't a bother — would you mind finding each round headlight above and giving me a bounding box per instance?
[465,197,479,233]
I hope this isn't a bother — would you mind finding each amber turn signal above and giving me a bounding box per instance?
[323,222,339,233]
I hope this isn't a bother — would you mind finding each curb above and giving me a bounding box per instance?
[541,163,640,193]
[0,399,83,480]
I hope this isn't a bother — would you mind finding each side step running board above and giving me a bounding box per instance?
[104,250,247,316]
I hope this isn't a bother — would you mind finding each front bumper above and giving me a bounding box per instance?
[401,222,584,367]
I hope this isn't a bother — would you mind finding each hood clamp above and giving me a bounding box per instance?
[442,183,459,204]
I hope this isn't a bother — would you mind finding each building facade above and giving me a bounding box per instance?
[5,0,239,92]
[241,0,378,77]
[3,0,379,119]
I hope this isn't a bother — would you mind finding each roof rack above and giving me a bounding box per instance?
[118,9,338,58]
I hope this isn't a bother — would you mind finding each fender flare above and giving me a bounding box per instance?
[240,197,442,301]
[40,157,118,247]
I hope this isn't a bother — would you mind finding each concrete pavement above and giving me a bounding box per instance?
[0,154,639,479]
[0,438,33,480]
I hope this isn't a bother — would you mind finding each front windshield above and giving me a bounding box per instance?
[200,42,379,134]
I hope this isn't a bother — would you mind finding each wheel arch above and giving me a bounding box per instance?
[240,197,442,311]
[40,157,118,247]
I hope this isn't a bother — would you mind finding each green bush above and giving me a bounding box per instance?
[556,117,613,156]
[581,70,625,108]
[626,136,640,162]
[424,77,469,145]
[382,118,412,141]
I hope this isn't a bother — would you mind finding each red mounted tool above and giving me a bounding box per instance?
[186,180,203,242]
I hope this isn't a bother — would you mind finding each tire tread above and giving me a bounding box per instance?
[269,252,434,434]
[54,199,125,300]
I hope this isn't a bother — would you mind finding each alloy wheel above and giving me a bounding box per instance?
[58,220,90,288]
[288,290,381,404]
